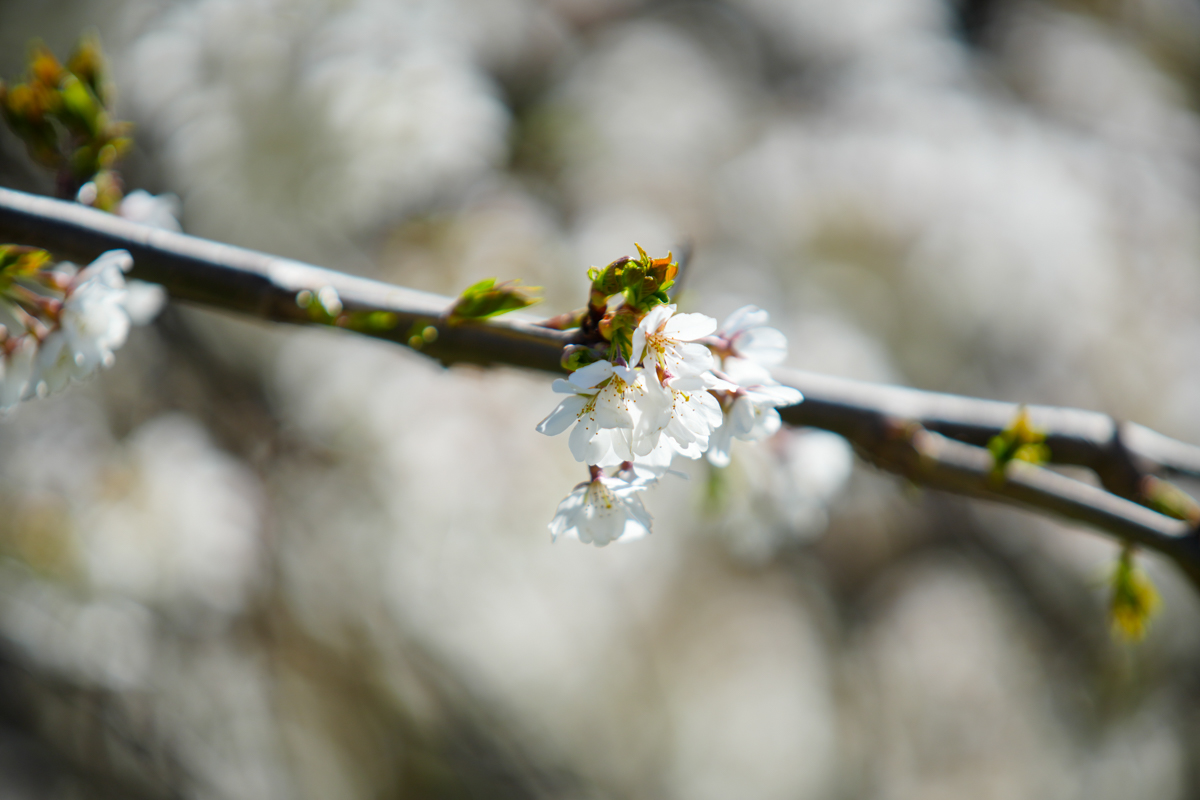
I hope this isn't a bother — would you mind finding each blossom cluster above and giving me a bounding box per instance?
[0,248,162,411]
[537,248,801,546]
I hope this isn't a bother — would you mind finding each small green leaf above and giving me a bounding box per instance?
[987,407,1048,482]
[0,246,51,293]
[59,74,103,137]
[66,34,111,106]
[446,278,541,325]
[1110,544,1160,642]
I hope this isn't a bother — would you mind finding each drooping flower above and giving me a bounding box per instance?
[715,305,788,367]
[548,472,653,546]
[706,360,803,468]
[630,303,717,379]
[32,250,134,396]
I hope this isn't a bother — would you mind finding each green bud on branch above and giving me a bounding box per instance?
[446,278,541,325]
[1110,543,1160,642]
[987,407,1050,483]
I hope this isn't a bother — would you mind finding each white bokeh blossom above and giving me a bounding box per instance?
[117,189,182,232]
[548,471,653,546]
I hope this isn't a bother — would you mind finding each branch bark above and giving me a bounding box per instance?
[2,187,1198,584]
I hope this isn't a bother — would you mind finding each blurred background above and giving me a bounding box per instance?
[1,0,1200,797]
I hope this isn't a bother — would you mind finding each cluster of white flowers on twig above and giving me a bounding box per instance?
[0,248,162,410]
[536,247,800,546]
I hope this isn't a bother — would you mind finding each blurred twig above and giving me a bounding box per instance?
[1,186,1199,585]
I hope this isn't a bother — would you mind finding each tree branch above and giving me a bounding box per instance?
[774,369,1200,495]
[1,186,1198,585]
[872,426,1200,586]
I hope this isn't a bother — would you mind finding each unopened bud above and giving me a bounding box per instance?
[561,344,599,371]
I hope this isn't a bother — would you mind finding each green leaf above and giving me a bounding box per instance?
[446,278,541,325]
[0,245,51,284]
[986,407,1049,482]
[1110,544,1160,642]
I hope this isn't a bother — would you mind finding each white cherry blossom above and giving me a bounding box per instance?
[707,360,803,468]
[634,372,728,460]
[536,359,651,464]
[548,472,653,546]
[540,294,802,543]
[32,250,135,396]
[716,305,787,367]
[117,190,182,232]
[631,304,717,378]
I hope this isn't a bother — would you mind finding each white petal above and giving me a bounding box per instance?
[642,304,674,333]
[568,413,598,461]
[694,391,724,428]
[592,436,626,468]
[730,395,759,437]
[748,407,782,441]
[551,378,579,394]
[607,426,635,462]
[548,485,588,541]
[122,280,167,325]
[627,440,676,482]
[630,325,647,367]
[706,421,735,467]
[752,384,802,407]
[666,375,706,392]
[569,360,614,390]
[86,249,134,279]
[536,395,587,435]
[720,305,769,336]
[617,503,652,542]
[723,357,773,387]
[674,343,714,376]
[611,364,639,383]
[735,327,787,366]
[663,312,717,341]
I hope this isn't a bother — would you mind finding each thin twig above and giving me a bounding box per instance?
[1,186,1198,584]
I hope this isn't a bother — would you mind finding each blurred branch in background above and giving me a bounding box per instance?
[2,186,1198,588]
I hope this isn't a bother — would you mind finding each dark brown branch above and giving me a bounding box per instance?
[774,368,1200,487]
[1,186,1198,584]
[0,187,578,374]
[872,426,1200,586]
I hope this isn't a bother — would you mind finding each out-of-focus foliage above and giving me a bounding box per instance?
[1110,545,1161,641]
[0,36,129,204]
[0,1,1199,799]
[987,406,1050,480]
